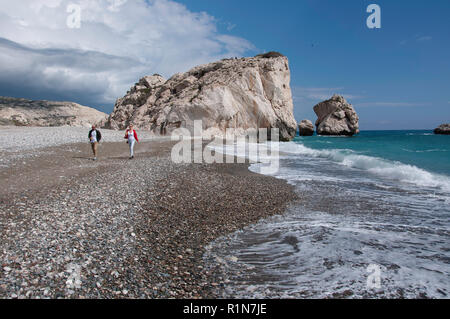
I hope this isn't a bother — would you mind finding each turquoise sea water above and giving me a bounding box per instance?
[298,130,450,177]
[206,130,450,299]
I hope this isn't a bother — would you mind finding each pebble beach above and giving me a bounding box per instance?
[0,127,297,299]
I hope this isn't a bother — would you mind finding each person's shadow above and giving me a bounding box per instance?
[72,156,93,160]
[107,156,132,160]
[72,156,131,160]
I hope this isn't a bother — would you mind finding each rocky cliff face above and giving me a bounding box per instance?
[314,95,359,136]
[434,123,450,135]
[106,53,298,141]
[0,97,108,128]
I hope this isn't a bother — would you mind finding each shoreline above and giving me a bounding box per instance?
[0,136,298,299]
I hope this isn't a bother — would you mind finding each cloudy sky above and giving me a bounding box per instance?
[0,0,449,130]
[0,0,254,109]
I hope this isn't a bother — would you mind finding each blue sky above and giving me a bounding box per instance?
[176,0,450,130]
[0,0,448,130]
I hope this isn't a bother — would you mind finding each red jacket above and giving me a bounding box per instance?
[124,129,139,142]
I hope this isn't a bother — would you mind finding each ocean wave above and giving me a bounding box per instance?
[406,133,433,136]
[208,140,450,192]
[277,142,450,192]
[402,148,448,153]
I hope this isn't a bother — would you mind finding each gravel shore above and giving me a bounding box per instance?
[0,126,167,168]
[0,128,297,299]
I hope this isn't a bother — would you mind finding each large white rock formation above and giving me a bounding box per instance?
[106,52,298,141]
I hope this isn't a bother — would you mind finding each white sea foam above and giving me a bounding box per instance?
[275,142,450,193]
[402,148,448,153]
[206,206,450,299]
[407,133,433,136]
[206,136,450,299]
[210,139,450,192]
[211,138,450,193]
[206,139,450,299]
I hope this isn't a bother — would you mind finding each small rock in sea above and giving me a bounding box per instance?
[434,123,450,135]
[298,120,315,136]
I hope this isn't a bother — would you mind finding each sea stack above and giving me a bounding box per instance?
[434,123,450,135]
[106,52,298,141]
[298,120,314,136]
[313,95,359,136]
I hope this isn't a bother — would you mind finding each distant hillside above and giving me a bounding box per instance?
[0,96,108,128]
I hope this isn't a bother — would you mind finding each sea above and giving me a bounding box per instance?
[205,130,450,299]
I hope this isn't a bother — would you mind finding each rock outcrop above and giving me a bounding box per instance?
[0,97,108,128]
[298,120,314,136]
[434,123,450,135]
[106,53,297,141]
[313,95,359,136]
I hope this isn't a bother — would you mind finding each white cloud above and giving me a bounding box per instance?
[292,87,363,103]
[0,0,254,109]
[416,36,432,42]
[400,34,433,46]
[358,102,429,107]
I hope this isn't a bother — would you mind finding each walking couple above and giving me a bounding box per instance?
[88,124,139,161]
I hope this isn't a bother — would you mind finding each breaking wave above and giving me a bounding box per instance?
[276,142,450,192]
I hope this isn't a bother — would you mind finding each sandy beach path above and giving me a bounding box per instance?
[0,129,297,299]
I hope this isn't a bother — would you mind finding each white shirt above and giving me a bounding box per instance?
[127,130,136,142]
[90,130,97,143]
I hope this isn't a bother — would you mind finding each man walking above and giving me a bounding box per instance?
[88,125,102,161]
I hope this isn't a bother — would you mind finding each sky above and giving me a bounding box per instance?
[0,0,448,130]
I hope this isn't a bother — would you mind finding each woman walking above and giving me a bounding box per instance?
[124,124,139,159]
